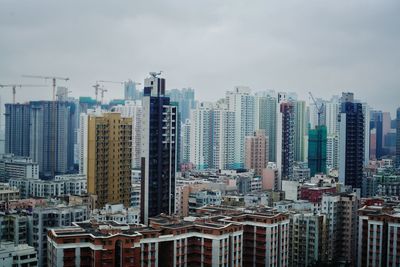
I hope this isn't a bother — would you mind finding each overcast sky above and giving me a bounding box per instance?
[0,0,399,116]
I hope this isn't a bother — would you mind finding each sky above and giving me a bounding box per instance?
[0,0,399,116]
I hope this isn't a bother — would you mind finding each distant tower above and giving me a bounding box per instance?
[29,101,75,177]
[124,80,137,100]
[338,92,364,189]
[141,72,177,225]
[5,103,31,157]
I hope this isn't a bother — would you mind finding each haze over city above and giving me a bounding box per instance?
[1,0,399,113]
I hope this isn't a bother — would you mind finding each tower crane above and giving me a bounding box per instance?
[308,92,324,127]
[22,75,69,178]
[0,84,45,104]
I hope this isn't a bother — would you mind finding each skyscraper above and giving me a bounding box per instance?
[112,100,143,169]
[370,110,383,159]
[87,112,132,208]
[276,93,295,184]
[226,86,255,169]
[29,101,75,177]
[338,93,364,189]
[190,101,235,170]
[167,88,196,123]
[141,73,177,224]
[294,100,307,162]
[4,103,31,157]
[181,119,191,164]
[308,125,327,176]
[245,130,269,176]
[396,107,400,168]
[255,92,277,162]
[124,80,140,101]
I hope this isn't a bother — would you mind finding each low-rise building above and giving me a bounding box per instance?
[0,183,19,201]
[0,154,39,182]
[0,241,37,267]
[91,203,140,225]
[32,205,88,266]
[188,189,222,212]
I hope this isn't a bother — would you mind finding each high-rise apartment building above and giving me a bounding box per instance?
[190,101,235,170]
[277,93,295,184]
[338,93,365,189]
[181,119,191,164]
[141,73,177,225]
[325,96,340,136]
[308,125,327,176]
[326,135,339,170]
[358,204,400,267]
[226,86,255,169]
[245,130,269,176]
[112,100,143,169]
[321,193,358,265]
[29,101,76,177]
[255,92,277,162]
[294,100,307,162]
[370,110,384,159]
[4,103,31,157]
[87,112,132,208]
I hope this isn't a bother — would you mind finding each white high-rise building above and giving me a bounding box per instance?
[190,101,234,170]
[112,100,143,169]
[181,119,191,164]
[327,135,339,170]
[190,102,213,170]
[77,108,101,175]
[294,100,307,162]
[212,101,235,170]
[325,96,340,136]
[226,86,255,169]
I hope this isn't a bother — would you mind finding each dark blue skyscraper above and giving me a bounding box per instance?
[5,103,31,157]
[338,92,364,189]
[370,110,383,159]
[141,73,177,225]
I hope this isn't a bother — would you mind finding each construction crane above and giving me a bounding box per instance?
[97,80,142,86]
[99,87,107,104]
[0,84,45,104]
[22,75,69,178]
[308,92,324,127]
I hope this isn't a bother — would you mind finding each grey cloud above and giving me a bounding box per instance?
[0,0,399,115]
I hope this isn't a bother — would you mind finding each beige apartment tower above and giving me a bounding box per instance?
[87,112,132,208]
[245,130,269,176]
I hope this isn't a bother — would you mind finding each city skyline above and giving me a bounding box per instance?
[0,0,399,115]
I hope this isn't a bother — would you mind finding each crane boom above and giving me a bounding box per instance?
[0,84,45,103]
[308,92,324,126]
